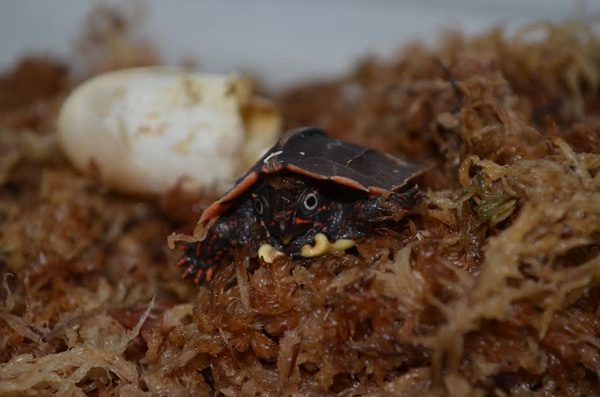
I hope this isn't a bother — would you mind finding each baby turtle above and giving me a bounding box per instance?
[175,127,425,283]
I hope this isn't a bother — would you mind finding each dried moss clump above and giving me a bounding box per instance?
[1,15,600,396]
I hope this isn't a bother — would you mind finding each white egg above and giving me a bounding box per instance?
[57,67,281,196]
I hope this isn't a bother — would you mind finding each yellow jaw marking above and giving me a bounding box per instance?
[258,233,356,264]
[300,233,355,258]
[258,244,284,264]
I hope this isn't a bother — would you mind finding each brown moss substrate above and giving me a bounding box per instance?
[1,17,600,396]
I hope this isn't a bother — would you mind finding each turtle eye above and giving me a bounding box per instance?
[301,191,319,212]
[253,195,265,215]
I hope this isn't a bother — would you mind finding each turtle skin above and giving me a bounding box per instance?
[176,127,424,284]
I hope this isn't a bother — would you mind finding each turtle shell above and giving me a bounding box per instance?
[199,127,424,225]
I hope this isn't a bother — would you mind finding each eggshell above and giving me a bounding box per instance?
[57,67,280,196]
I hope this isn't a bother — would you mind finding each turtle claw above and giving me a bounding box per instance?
[300,233,355,258]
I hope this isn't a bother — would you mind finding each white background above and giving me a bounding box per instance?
[0,1,595,91]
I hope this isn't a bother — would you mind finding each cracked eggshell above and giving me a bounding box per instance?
[57,67,281,196]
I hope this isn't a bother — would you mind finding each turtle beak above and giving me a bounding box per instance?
[277,219,295,244]
[273,213,310,245]
[280,234,294,245]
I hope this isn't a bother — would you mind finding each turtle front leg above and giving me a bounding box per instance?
[176,222,237,284]
[348,185,422,225]
[392,185,422,216]
[177,222,237,284]
[176,200,258,284]
[177,240,221,284]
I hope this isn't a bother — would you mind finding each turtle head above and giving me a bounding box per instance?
[252,176,324,245]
